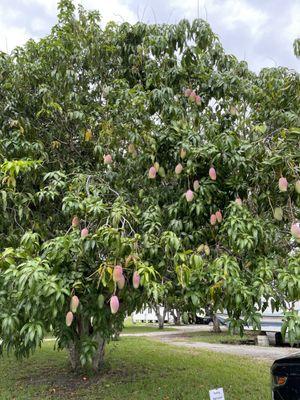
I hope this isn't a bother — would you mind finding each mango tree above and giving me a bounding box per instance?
[0,0,299,372]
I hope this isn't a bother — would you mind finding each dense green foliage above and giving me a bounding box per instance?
[0,0,299,369]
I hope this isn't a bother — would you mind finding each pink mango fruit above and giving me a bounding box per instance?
[291,223,300,240]
[175,163,183,175]
[209,167,217,181]
[103,154,112,164]
[195,95,201,105]
[210,214,217,225]
[278,177,288,192]
[215,210,223,223]
[148,166,157,179]
[113,265,123,282]
[81,228,89,238]
[185,190,194,202]
[70,295,79,313]
[66,311,74,327]
[189,91,196,102]
[110,295,119,314]
[133,271,140,289]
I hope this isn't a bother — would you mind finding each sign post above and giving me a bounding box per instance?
[209,388,225,400]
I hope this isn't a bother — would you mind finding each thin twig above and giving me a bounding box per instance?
[86,175,91,197]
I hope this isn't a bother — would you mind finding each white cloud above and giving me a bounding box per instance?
[217,0,267,37]
[170,0,267,36]
[284,2,300,42]
[0,0,299,72]
[0,0,137,52]
[81,0,137,24]
[0,24,31,52]
[21,0,137,23]
[30,17,49,33]
[0,4,32,52]
[20,0,58,15]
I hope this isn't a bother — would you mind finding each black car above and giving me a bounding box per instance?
[195,315,213,325]
[271,353,300,399]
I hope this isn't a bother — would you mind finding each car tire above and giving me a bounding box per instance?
[275,332,283,346]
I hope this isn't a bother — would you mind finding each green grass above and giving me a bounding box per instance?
[122,324,175,334]
[173,330,256,344]
[45,323,175,340]
[0,337,271,400]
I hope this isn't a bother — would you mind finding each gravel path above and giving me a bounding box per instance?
[157,336,298,362]
[121,326,299,363]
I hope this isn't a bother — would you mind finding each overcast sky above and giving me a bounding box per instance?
[0,0,299,73]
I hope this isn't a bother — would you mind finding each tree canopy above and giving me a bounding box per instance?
[0,0,299,371]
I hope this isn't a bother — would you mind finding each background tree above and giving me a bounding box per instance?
[0,0,299,372]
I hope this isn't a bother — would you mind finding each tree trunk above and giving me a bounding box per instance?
[68,341,81,371]
[175,309,181,325]
[68,335,106,372]
[91,334,106,371]
[155,305,164,329]
[171,309,181,325]
[212,314,221,333]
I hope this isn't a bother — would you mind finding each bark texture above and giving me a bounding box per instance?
[68,336,106,372]
[171,309,181,325]
[91,334,106,371]
[212,314,221,333]
[155,305,167,329]
[68,341,81,371]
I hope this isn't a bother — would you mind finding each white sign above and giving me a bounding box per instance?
[209,388,225,400]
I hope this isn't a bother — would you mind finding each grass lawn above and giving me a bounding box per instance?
[0,337,271,400]
[122,322,176,334]
[44,323,175,341]
[173,330,257,344]
[122,325,174,333]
